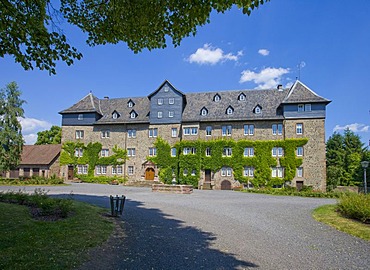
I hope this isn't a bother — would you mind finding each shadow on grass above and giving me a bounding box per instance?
[57,193,259,269]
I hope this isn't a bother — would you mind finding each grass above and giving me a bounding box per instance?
[0,200,114,270]
[312,204,370,241]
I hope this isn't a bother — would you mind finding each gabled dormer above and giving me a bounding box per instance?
[147,80,186,124]
[253,104,262,114]
[129,110,138,119]
[127,99,135,108]
[238,93,246,101]
[112,110,120,119]
[213,93,221,102]
[200,107,208,116]
[226,106,234,115]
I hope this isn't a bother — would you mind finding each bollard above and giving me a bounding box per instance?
[110,195,126,217]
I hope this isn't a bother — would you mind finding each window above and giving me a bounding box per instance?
[171,148,177,157]
[169,98,174,104]
[238,93,246,101]
[255,106,262,114]
[149,147,157,156]
[297,167,303,177]
[158,98,163,105]
[101,149,109,157]
[149,128,158,137]
[221,167,232,176]
[183,169,188,176]
[78,114,83,120]
[112,165,123,175]
[128,101,134,107]
[183,147,196,155]
[226,107,234,115]
[164,85,169,92]
[244,147,254,157]
[191,169,196,176]
[206,126,212,136]
[128,129,136,138]
[171,128,177,137]
[101,130,110,138]
[75,148,83,157]
[130,111,137,118]
[77,165,88,174]
[272,167,284,178]
[75,130,84,139]
[278,124,283,135]
[213,94,221,102]
[127,148,136,156]
[168,111,174,118]
[244,167,254,177]
[222,125,232,136]
[112,166,117,174]
[157,111,163,118]
[191,127,198,135]
[223,147,232,157]
[272,124,283,135]
[201,108,208,116]
[305,104,311,112]
[272,147,284,157]
[96,165,107,175]
[128,166,134,175]
[297,147,304,156]
[298,104,304,112]
[205,147,211,156]
[112,112,119,119]
[183,127,190,135]
[296,123,303,135]
[244,125,254,135]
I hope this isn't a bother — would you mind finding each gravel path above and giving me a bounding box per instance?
[1,184,369,269]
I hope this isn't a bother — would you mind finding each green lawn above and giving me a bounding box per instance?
[312,204,370,241]
[0,201,114,270]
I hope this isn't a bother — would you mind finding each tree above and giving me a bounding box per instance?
[35,125,62,145]
[326,130,365,190]
[0,82,26,171]
[1,0,268,74]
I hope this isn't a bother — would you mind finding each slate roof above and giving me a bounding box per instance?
[21,145,61,165]
[59,93,102,114]
[282,81,331,104]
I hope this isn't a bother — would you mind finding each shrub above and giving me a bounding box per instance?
[0,176,64,185]
[337,193,370,223]
[77,175,127,184]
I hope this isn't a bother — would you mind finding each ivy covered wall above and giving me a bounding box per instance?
[150,137,308,187]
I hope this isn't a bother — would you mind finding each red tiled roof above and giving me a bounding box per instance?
[20,144,61,165]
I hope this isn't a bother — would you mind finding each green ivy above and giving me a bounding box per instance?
[60,142,127,177]
[151,137,307,187]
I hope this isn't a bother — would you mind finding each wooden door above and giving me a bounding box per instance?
[221,180,232,190]
[145,168,155,180]
[68,166,74,180]
[205,169,211,182]
[296,181,304,191]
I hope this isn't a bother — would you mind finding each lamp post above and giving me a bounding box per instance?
[360,161,369,194]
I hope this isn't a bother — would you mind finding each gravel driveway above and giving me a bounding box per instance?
[1,183,369,269]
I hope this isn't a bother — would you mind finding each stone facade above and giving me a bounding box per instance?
[59,80,330,191]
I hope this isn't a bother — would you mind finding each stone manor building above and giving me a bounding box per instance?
[59,80,330,190]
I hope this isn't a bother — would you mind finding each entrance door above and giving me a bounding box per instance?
[221,180,232,190]
[296,181,304,191]
[68,166,74,180]
[205,169,211,182]
[145,168,155,180]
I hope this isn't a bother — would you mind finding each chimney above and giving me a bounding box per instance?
[104,96,109,100]
[277,85,283,91]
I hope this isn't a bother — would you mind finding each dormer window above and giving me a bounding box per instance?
[78,114,83,120]
[200,107,208,116]
[112,111,120,119]
[254,105,262,114]
[163,85,169,92]
[127,99,135,108]
[298,104,304,112]
[129,110,138,119]
[238,93,246,101]
[213,94,221,102]
[226,106,234,115]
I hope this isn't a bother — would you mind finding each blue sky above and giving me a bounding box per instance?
[1,0,370,146]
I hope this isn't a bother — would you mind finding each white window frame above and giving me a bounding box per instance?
[227,107,233,115]
[157,111,163,118]
[272,124,277,135]
[169,98,175,104]
[149,147,157,156]
[214,95,221,102]
[244,124,254,136]
[128,101,133,108]
[171,128,177,138]
[205,147,211,157]
[239,94,246,101]
[183,147,190,155]
[112,166,117,174]
[298,104,304,112]
[244,167,254,177]
[112,112,118,119]
[77,165,88,175]
[149,128,158,137]
[78,114,83,120]
[222,125,232,136]
[244,147,254,157]
[297,167,303,177]
[183,127,190,135]
[183,169,188,176]
[168,111,174,118]
[157,98,163,105]
[272,167,284,178]
[75,130,84,139]
[297,147,304,157]
[101,149,109,157]
[117,166,122,174]
[205,126,212,136]
[278,124,283,135]
[223,147,232,157]
[255,106,261,114]
[128,129,136,138]
[75,148,83,157]
[127,148,136,157]
[191,127,198,135]
[171,148,177,157]
[128,166,134,175]
[191,169,196,176]
[305,104,312,112]
[101,130,110,138]
[221,167,232,176]
[130,112,136,118]
[201,108,208,116]
[296,123,303,135]
[272,147,277,157]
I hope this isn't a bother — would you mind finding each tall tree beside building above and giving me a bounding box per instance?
[326,129,365,190]
[0,82,25,171]
[35,126,62,145]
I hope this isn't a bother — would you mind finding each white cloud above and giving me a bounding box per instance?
[18,117,52,145]
[239,67,290,89]
[187,44,242,65]
[333,123,369,133]
[258,49,270,56]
